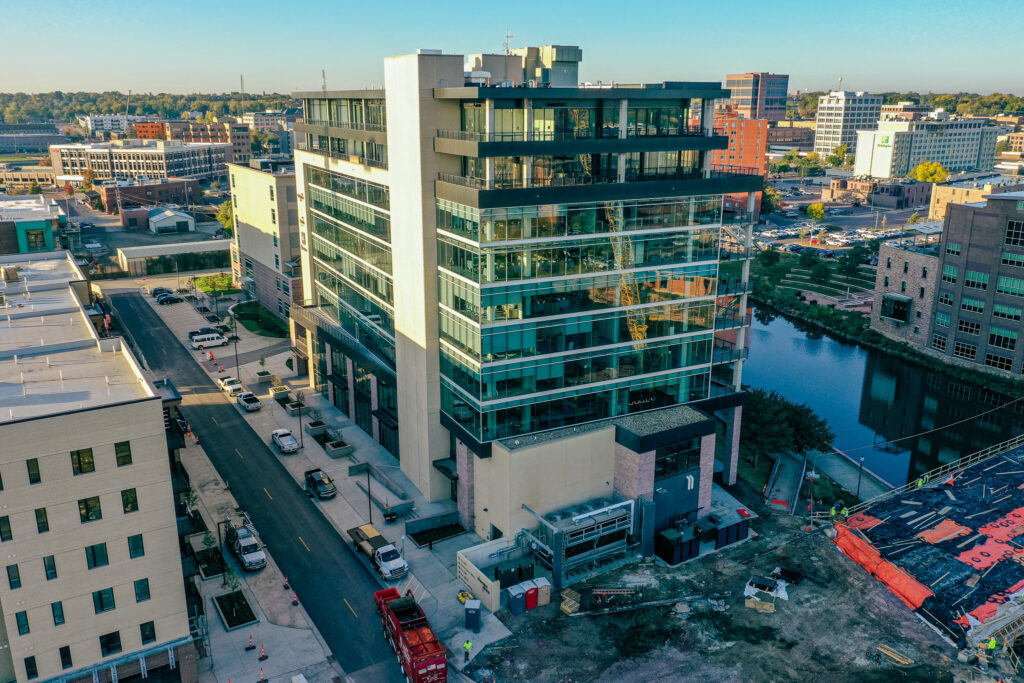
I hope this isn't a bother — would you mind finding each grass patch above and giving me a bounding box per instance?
[194,272,240,294]
[738,451,775,493]
[234,301,288,337]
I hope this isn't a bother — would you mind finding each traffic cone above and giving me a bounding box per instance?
[292,592,298,606]
[258,645,267,661]
[245,635,255,651]
[283,576,290,590]
[258,668,266,683]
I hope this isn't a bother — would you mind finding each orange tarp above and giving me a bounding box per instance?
[954,578,1024,629]
[955,536,1024,570]
[977,506,1024,542]
[917,518,972,544]
[833,524,934,609]
[847,513,884,531]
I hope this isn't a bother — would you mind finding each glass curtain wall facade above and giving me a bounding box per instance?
[438,194,725,442]
[303,161,400,457]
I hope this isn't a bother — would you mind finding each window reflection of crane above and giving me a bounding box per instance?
[577,148,647,348]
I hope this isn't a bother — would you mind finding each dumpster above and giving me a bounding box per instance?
[507,584,526,614]
[522,580,538,610]
[533,577,551,606]
[464,598,481,632]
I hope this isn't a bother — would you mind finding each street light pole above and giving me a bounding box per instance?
[856,456,865,500]
[233,336,239,378]
[216,520,228,587]
[367,468,372,525]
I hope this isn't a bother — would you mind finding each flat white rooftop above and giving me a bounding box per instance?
[0,194,66,223]
[0,251,153,422]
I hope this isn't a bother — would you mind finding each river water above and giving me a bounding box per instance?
[742,307,1023,487]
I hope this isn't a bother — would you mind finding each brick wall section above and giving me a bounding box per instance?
[722,406,742,486]
[613,443,655,501]
[455,439,475,531]
[697,433,716,515]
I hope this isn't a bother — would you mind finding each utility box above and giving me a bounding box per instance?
[507,584,526,614]
[464,598,481,632]
[534,577,551,606]
[523,580,538,610]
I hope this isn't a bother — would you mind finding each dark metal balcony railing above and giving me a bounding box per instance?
[714,314,751,330]
[304,118,386,132]
[310,147,388,169]
[708,164,763,178]
[712,337,749,364]
[437,167,708,190]
[717,277,752,296]
[436,124,710,143]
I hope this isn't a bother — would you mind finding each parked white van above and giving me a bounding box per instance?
[190,333,228,349]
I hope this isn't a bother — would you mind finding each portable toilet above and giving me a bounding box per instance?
[523,580,538,610]
[533,577,552,606]
[507,584,526,614]
[464,599,481,632]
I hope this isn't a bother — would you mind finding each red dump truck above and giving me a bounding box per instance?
[374,588,447,683]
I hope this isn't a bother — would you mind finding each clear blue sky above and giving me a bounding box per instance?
[6,0,1022,95]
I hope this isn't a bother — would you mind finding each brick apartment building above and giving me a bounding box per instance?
[712,115,767,214]
[95,178,201,213]
[133,122,167,140]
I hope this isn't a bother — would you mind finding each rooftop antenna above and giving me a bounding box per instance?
[123,89,131,120]
[504,28,514,55]
[322,69,327,96]
[837,76,843,92]
[240,74,245,98]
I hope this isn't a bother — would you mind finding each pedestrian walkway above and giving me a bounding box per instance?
[765,453,802,512]
[125,282,512,672]
[813,450,892,502]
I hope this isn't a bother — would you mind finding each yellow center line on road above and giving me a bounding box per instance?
[235,449,243,460]
[298,536,311,552]
[343,598,358,619]
[263,487,273,500]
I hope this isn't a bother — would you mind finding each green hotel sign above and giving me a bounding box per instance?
[877,135,891,149]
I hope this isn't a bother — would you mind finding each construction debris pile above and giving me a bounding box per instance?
[833,443,1024,647]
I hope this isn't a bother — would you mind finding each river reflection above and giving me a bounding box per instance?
[743,307,1024,487]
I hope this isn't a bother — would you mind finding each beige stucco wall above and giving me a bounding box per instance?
[229,163,298,283]
[384,53,463,502]
[472,427,617,540]
[0,399,189,683]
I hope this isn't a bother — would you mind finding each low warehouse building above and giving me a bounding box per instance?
[116,239,230,276]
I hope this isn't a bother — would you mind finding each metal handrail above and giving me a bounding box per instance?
[435,125,709,142]
[305,119,386,132]
[810,432,1024,520]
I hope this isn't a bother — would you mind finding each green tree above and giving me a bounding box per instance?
[761,186,781,215]
[757,246,781,267]
[799,249,819,268]
[908,161,949,183]
[82,169,95,190]
[806,202,826,221]
[810,261,831,283]
[28,181,41,195]
[739,388,835,467]
[996,140,1011,154]
[816,229,829,244]
[215,200,233,230]
[907,211,920,225]
[826,143,849,167]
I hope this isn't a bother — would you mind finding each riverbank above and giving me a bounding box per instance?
[752,292,1024,397]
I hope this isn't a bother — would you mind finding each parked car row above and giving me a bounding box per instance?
[150,286,182,305]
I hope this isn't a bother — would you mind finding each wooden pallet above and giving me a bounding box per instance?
[560,588,581,615]
[877,645,914,666]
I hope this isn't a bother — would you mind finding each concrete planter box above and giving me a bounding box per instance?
[325,441,354,459]
[305,421,327,437]
[286,402,305,417]
[255,372,273,385]
[269,386,291,401]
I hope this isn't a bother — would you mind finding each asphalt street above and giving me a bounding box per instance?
[108,292,401,682]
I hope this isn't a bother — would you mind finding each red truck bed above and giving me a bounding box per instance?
[375,588,447,682]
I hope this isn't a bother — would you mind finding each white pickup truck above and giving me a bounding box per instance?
[271,428,300,454]
[218,376,244,396]
[237,392,262,412]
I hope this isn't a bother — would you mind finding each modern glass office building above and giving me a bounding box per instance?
[289,46,761,541]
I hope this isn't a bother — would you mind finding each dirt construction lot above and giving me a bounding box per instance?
[467,480,991,682]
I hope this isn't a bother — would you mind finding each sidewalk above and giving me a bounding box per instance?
[128,281,512,671]
[765,453,802,512]
[813,450,892,502]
